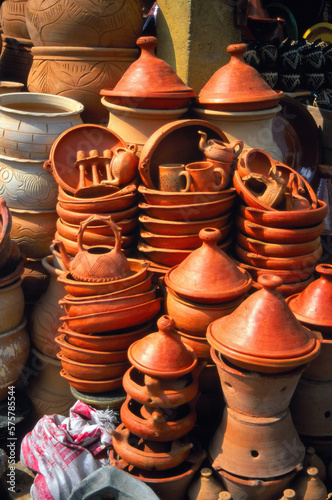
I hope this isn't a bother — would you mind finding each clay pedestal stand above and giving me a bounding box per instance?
[206,275,321,499]
[109,316,206,500]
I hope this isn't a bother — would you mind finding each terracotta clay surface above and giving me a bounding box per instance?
[55,334,128,364]
[57,351,129,380]
[139,213,232,236]
[60,369,123,393]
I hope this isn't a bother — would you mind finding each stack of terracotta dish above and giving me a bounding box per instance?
[137,119,239,269]
[44,123,140,259]
[286,264,332,456]
[232,148,327,296]
[206,274,321,499]
[109,315,206,500]
[55,217,161,394]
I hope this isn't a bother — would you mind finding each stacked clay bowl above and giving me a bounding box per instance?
[163,227,252,362]
[137,119,239,269]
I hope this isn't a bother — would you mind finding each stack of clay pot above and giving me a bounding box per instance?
[55,217,161,395]
[43,124,140,259]
[286,264,332,461]
[25,0,143,123]
[101,36,194,155]
[0,197,30,401]
[231,148,327,297]
[137,120,239,270]
[206,274,321,499]
[109,315,206,500]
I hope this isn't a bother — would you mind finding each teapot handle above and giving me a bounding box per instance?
[232,140,244,158]
[76,214,123,254]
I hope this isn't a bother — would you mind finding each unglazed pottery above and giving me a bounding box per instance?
[165,228,252,304]
[0,154,57,210]
[101,36,195,109]
[55,334,127,365]
[57,351,129,381]
[184,161,228,192]
[25,0,143,47]
[236,232,322,258]
[209,407,304,478]
[0,197,13,269]
[57,183,137,211]
[158,164,187,192]
[57,216,138,240]
[0,35,33,91]
[0,81,24,94]
[107,144,139,187]
[27,46,138,123]
[196,43,283,111]
[138,185,235,207]
[54,230,135,258]
[56,203,137,226]
[207,274,320,373]
[177,330,211,361]
[305,447,326,482]
[0,92,83,160]
[137,242,192,268]
[59,321,153,352]
[292,467,327,500]
[0,318,30,401]
[0,279,27,334]
[128,315,197,379]
[235,244,323,270]
[139,212,232,236]
[57,259,150,297]
[187,467,224,500]
[10,208,57,259]
[0,0,30,40]
[60,369,123,393]
[140,231,202,251]
[198,130,243,164]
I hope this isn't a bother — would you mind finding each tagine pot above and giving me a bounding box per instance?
[25,0,143,47]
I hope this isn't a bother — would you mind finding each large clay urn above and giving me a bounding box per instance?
[0,0,30,40]
[25,0,144,47]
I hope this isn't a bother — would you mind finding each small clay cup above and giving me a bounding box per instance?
[184,161,228,192]
[158,164,189,192]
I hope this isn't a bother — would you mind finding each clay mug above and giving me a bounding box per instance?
[158,164,191,192]
[185,161,228,192]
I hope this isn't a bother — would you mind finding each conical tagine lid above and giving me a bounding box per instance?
[207,274,320,363]
[286,264,332,328]
[196,43,283,111]
[128,315,197,379]
[164,227,252,304]
[100,36,195,109]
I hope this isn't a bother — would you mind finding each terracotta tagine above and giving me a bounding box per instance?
[196,43,283,111]
[101,36,195,109]
[206,274,321,373]
[55,215,130,283]
[165,228,252,304]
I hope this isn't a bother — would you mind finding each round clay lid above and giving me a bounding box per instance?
[286,264,332,328]
[164,227,252,304]
[128,315,197,379]
[196,43,283,111]
[206,274,319,361]
[100,36,195,109]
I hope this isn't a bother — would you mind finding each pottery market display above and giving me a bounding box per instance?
[110,315,206,500]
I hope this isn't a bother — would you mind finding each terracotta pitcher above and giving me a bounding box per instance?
[55,214,130,282]
[104,144,138,187]
[198,130,243,163]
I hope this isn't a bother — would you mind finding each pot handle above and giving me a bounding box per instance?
[76,214,122,254]
[214,167,230,190]
[43,159,53,175]
[231,140,244,158]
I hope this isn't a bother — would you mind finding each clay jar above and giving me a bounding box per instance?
[183,161,228,192]
[25,0,143,47]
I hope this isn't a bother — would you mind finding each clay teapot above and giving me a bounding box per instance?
[198,130,243,164]
[104,144,138,187]
[54,215,130,283]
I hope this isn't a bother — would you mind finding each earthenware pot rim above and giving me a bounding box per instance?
[0,152,46,165]
[57,351,128,369]
[60,368,123,385]
[0,92,84,117]
[55,334,128,357]
[0,317,27,339]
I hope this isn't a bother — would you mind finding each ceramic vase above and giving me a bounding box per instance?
[25,0,143,47]
[187,467,224,500]
[30,256,66,359]
[0,0,30,40]
[27,46,138,124]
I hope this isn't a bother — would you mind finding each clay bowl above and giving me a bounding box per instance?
[54,231,135,257]
[139,195,236,221]
[60,286,157,317]
[60,298,162,334]
[233,258,316,284]
[165,287,243,337]
[57,259,150,297]
[59,321,153,352]
[239,201,328,228]
[56,203,138,225]
[57,351,129,380]
[139,212,232,236]
[235,243,323,270]
[55,334,128,364]
[140,222,232,250]
[236,232,322,258]
[60,369,123,393]
[138,238,232,268]
[57,217,138,241]
[138,185,236,206]
[236,215,325,244]
[58,186,138,213]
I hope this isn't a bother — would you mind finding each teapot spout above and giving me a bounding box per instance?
[198,130,208,153]
[53,239,72,271]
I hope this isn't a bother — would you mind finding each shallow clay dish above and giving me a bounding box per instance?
[54,231,136,256]
[236,232,322,258]
[233,257,315,284]
[139,212,232,236]
[140,231,201,250]
[56,203,138,225]
[138,118,229,189]
[57,259,150,297]
[57,351,129,380]
[236,215,325,244]
[60,369,123,393]
[55,334,128,364]
[58,186,138,213]
[139,195,236,222]
[60,298,162,334]
[239,201,328,229]
[56,217,138,241]
[138,185,236,206]
[59,321,153,351]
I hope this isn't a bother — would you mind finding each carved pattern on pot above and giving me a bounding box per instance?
[0,0,30,40]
